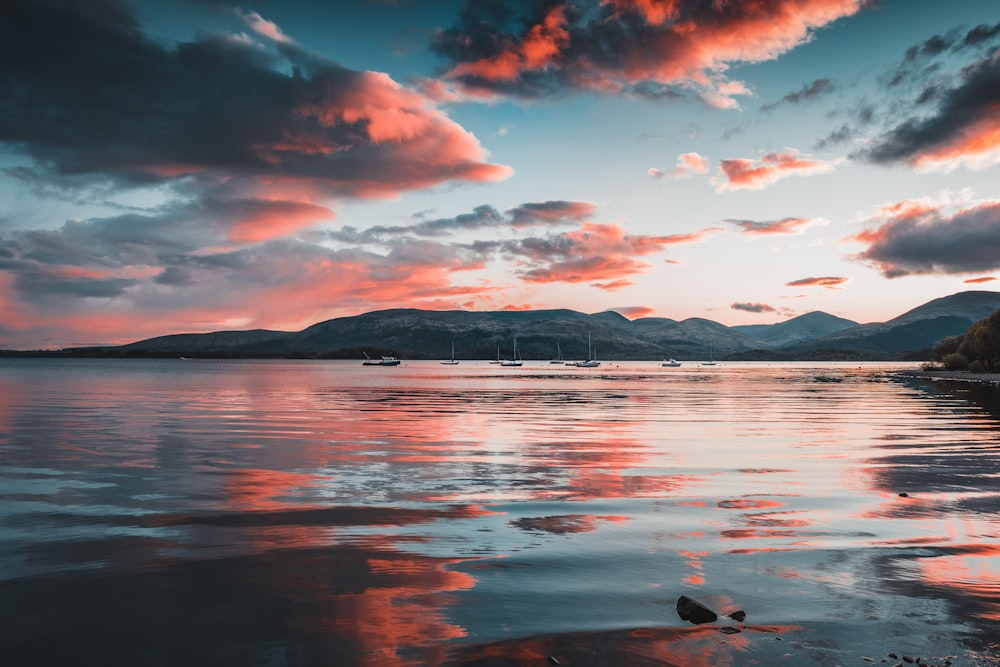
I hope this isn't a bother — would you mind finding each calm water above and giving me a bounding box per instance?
[2,359,999,666]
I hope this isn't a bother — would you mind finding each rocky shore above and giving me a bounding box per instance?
[898,369,1000,385]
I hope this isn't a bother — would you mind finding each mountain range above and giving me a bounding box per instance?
[52,289,1000,361]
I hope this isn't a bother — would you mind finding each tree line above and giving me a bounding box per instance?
[931,307,1000,372]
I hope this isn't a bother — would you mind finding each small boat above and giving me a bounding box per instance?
[489,345,502,364]
[662,358,681,367]
[702,345,717,366]
[549,341,565,364]
[441,340,459,365]
[569,331,600,367]
[363,352,401,366]
[500,338,523,367]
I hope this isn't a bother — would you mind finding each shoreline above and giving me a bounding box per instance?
[896,368,1000,385]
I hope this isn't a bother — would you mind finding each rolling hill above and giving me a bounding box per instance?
[55,290,1000,360]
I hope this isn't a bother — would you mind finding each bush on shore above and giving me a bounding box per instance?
[931,307,1000,372]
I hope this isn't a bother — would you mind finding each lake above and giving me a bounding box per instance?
[2,358,999,666]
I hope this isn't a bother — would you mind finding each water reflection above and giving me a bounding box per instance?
[1,360,1000,665]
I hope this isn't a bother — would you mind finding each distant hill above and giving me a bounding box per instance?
[783,291,1000,357]
[733,311,859,347]
[629,316,763,358]
[53,290,1000,360]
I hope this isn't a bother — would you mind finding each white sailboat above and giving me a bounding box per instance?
[549,341,565,364]
[661,358,681,367]
[441,340,459,365]
[570,331,600,367]
[500,338,523,367]
[702,345,717,366]
[489,344,501,364]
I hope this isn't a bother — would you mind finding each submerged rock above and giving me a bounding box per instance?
[728,610,747,622]
[676,595,718,624]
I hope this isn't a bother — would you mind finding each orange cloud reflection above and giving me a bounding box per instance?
[451,622,803,667]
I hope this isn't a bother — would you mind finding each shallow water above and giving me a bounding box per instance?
[1,359,999,666]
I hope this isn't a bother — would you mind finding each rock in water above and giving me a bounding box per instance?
[729,610,747,622]
[676,595,718,624]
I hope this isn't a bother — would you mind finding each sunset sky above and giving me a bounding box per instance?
[1,0,999,348]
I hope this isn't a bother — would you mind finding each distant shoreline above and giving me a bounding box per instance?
[897,369,1000,385]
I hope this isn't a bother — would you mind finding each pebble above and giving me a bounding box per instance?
[876,651,956,667]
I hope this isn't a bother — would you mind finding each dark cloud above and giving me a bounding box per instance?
[886,22,999,88]
[731,302,776,313]
[431,0,865,107]
[327,200,593,244]
[815,123,854,150]
[862,52,1000,168]
[849,201,1000,278]
[962,22,1000,48]
[505,200,595,226]
[814,103,875,151]
[0,0,509,199]
[761,79,834,112]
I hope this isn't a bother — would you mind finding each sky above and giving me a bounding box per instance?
[1,0,999,349]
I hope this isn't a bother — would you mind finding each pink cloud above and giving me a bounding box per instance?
[785,276,849,289]
[509,222,719,285]
[603,0,681,25]
[847,198,1000,278]
[910,103,1000,172]
[728,216,828,236]
[438,0,867,108]
[591,279,635,291]
[270,70,514,200]
[964,276,997,284]
[611,305,657,319]
[0,235,506,348]
[499,303,540,311]
[715,150,841,191]
[447,5,570,82]
[649,152,709,179]
[235,9,296,45]
[228,200,336,243]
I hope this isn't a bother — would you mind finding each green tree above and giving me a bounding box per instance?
[958,308,1000,371]
[933,335,963,361]
[941,352,968,370]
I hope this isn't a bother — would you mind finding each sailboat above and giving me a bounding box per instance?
[489,345,501,364]
[570,331,600,367]
[500,338,523,367]
[441,340,459,365]
[702,345,717,366]
[549,341,565,364]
